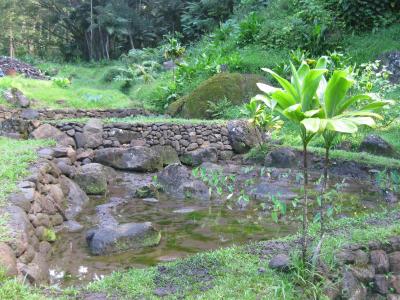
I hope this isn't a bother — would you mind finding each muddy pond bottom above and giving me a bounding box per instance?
[48,166,392,286]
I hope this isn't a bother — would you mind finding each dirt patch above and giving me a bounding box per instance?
[152,255,221,297]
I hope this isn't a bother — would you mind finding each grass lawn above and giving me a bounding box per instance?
[0,62,141,110]
[0,138,54,240]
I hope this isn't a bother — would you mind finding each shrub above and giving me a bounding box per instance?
[52,77,71,88]
[324,0,400,31]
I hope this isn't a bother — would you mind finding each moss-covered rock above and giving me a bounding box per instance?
[167,73,266,119]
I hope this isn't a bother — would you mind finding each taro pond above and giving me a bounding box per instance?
[48,162,395,286]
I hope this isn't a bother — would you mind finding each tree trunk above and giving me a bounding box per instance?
[90,0,93,60]
[320,146,329,237]
[302,141,309,263]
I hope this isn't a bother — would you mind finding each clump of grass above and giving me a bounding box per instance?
[0,138,54,241]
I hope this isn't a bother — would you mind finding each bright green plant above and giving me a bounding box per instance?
[243,97,282,146]
[163,36,186,84]
[256,56,328,262]
[52,77,71,88]
[301,67,388,235]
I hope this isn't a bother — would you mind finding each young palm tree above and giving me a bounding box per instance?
[256,57,328,262]
[301,68,389,235]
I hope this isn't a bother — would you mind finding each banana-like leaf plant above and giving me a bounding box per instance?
[256,57,328,262]
[301,68,390,235]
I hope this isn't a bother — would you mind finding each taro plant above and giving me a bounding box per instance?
[163,36,186,84]
[256,57,328,262]
[301,67,388,235]
[244,97,283,146]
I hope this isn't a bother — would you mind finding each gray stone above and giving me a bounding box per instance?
[265,148,297,168]
[374,274,389,295]
[268,254,290,272]
[180,147,218,167]
[20,109,39,119]
[389,252,400,273]
[8,188,35,212]
[0,242,17,276]
[151,145,180,166]
[74,163,108,195]
[63,220,84,233]
[227,120,259,154]
[111,129,140,144]
[342,270,367,300]
[3,88,30,108]
[158,164,211,201]
[370,250,389,274]
[94,147,163,172]
[31,124,76,148]
[360,134,395,157]
[59,176,89,220]
[86,222,161,255]
[76,119,103,148]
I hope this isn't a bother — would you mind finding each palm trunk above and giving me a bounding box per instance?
[302,141,309,263]
[320,146,329,237]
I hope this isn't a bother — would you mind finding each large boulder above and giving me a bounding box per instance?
[75,119,103,149]
[74,163,108,195]
[3,88,30,108]
[94,147,163,172]
[59,176,89,220]
[227,120,259,154]
[359,134,395,157]
[2,205,35,257]
[30,124,76,148]
[167,73,266,119]
[0,242,17,276]
[265,148,297,168]
[180,147,218,166]
[157,164,210,201]
[152,145,180,166]
[86,222,161,255]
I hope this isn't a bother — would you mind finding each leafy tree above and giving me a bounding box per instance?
[301,67,389,235]
[256,57,328,262]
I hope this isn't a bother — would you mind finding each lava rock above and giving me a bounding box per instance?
[180,147,218,167]
[75,119,103,149]
[227,120,259,154]
[94,147,163,172]
[152,145,180,166]
[342,270,367,300]
[3,88,30,108]
[265,148,297,168]
[86,222,161,255]
[74,163,108,195]
[59,176,89,220]
[0,242,17,276]
[370,250,390,274]
[157,164,211,201]
[30,124,76,148]
[359,134,395,157]
[268,254,290,272]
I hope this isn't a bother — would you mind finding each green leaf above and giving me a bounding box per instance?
[326,119,358,133]
[301,118,327,133]
[256,83,280,95]
[324,70,354,117]
[262,68,299,101]
[283,104,304,122]
[337,94,371,113]
[301,69,328,111]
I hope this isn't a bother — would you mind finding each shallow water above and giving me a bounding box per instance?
[48,164,392,286]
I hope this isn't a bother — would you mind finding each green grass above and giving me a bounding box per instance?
[47,116,228,125]
[345,24,400,64]
[0,138,54,240]
[0,61,144,110]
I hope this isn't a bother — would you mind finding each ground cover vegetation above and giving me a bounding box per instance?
[0,0,400,299]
